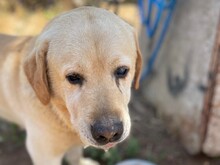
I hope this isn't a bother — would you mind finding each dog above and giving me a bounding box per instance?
[0,6,142,165]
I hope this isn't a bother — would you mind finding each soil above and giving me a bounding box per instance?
[1,90,220,165]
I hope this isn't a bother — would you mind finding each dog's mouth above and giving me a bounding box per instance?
[84,141,118,151]
[71,116,131,151]
[80,127,130,152]
[78,125,126,151]
[101,142,117,151]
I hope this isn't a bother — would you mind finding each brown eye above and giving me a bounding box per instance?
[66,73,84,85]
[115,66,129,79]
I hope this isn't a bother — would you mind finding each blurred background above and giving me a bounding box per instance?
[0,0,220,165]
[0,0,140,35]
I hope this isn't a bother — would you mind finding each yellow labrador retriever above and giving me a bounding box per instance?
[0,7,142,165]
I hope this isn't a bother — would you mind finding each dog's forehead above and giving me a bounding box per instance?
[43,7,134,36]
[46,7,136,68]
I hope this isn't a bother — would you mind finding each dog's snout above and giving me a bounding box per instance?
[91,121,123,145]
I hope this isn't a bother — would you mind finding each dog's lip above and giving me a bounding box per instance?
[104,142,116,148]
[100,142,117,151]
[84,141,118,151]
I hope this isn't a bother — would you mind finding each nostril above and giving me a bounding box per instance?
[109,123,123,142]
[91,124,109,145]
[109,133,119,142]
[97,135,108,144]
[113,133,118,138]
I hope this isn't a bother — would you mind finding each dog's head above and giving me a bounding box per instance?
[23,7,142,150]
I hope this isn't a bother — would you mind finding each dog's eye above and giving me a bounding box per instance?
[66,73,84,85]
[115,66,129,79]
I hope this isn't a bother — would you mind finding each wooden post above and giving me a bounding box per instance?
[202,16,220,156]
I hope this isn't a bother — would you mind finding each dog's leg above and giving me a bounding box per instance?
[79,158,100,165]
[65,147,100,165]
[26,137,63,165]
[64,146,82,165]
[26,129,65,165]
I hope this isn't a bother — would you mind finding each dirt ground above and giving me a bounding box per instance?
[1,1,220,165]
[127,92,220,165]
[1,90,220,165]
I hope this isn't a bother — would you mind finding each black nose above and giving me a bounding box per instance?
[91,121,123,145]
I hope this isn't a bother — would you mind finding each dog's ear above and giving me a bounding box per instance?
[133,32,143,90]
[23,41,50,105]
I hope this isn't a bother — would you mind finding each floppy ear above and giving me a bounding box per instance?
[23,41,50,105]
[133,32,143,90]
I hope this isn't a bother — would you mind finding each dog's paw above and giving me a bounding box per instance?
[79,158,100,165]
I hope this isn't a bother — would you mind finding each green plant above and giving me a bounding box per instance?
[0,123,26,146]
[84,146,122,165]
[84,147,104,161]
[83,137,141,165]
[103,147,122,165]
[124,137,140,158]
